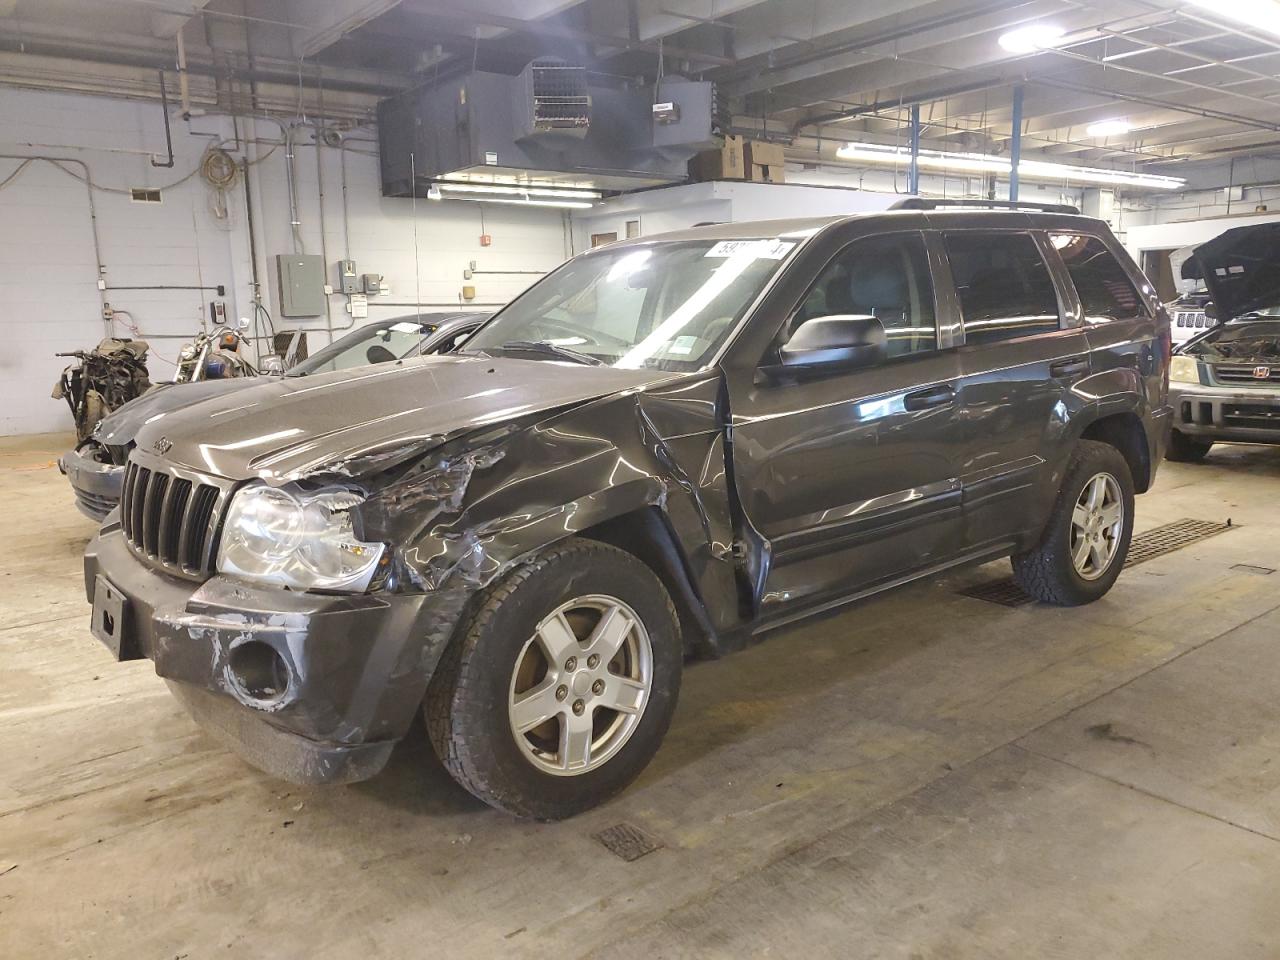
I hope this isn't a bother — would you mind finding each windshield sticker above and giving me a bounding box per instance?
[704,239,796,260]
[667,335,698,355]
[389,321,421,333]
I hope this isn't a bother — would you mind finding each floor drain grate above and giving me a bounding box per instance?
[958,518,1235,606]
[1232,563,1275,576]
[594,822,663,862]
[958,579,1036,607]
[1124,517,1234,567]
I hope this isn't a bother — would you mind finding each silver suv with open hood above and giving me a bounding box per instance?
[1168,222,1280,460]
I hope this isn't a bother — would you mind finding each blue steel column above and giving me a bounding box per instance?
[908,103,921,195]
[1010,85,1024,202]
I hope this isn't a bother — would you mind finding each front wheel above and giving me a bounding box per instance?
[1166,429,1213,463]
[425,539,682,819]
[1012,440,1135,606]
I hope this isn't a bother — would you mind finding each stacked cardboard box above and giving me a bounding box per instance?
[688,135,745,181]
[744,141,785,183]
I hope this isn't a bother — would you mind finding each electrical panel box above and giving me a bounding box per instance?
[209,300,227,325]
[338,259,359,294]
[362,273,382,295]
[273,254,326,317]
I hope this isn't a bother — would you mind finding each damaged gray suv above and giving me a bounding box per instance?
[85,202,1171,819]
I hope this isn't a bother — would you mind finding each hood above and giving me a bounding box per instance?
[132,353,672,481]
[95,377,258,446]
[1194,222,1280,321]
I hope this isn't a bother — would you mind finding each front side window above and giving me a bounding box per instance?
[1051,233,1145,323]
[791,232,938,358]
[946,232,1061,345]
[462,238,798,370]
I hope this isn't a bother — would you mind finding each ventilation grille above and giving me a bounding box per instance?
[130,187,162,203]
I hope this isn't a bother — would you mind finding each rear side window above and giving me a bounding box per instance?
[945,232,1061,345]
[1051,233,1146,322]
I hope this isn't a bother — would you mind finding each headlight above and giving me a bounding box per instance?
[1170,355,1200,383]
[217,483,385,591]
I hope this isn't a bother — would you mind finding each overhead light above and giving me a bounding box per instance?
[997,23,1067,54]
[1184,0,1280,36]
[429,182,602,201]
[835,142,1185,190]
[426,184,443,200]
[1086,119,1132,138]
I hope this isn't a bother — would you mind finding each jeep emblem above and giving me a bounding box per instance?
[153,436,173,455]
[1255,366,1272,379]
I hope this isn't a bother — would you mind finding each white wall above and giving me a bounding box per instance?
[0,87,569,436]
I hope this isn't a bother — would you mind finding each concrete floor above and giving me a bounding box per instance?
[3,432,1280,959]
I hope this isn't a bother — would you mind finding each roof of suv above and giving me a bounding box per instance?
[607,207,1106,249]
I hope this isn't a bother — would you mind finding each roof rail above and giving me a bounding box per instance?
[889,198,1081,215]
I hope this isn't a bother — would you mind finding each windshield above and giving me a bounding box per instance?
[461,237,798,370]
[290,320,436,376]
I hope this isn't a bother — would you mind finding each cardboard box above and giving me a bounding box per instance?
[744,140,786,183]
[688,135,745,181]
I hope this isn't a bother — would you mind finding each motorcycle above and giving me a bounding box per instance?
[173,318,257,383]
[52,338,152,441]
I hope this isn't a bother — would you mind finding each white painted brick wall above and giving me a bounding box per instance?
[1,88,570,436]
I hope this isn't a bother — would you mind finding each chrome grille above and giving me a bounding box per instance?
[1213,364,1280,385]
[120,458,226,576]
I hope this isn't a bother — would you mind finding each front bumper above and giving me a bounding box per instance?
[59,447,124,521]
[1169,380,1280,444]
[84,524,468,784]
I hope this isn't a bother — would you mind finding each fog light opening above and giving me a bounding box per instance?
[227,641,291,706]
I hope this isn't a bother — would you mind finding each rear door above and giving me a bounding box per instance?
[942,229,1092,551]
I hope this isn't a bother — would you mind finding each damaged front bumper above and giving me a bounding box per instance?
[59,446,124,522]
[84,521,467,784]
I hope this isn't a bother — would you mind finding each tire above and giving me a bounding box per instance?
[425,538,682,820]
[1011,440,1135,606]
[1166,429,1213,463]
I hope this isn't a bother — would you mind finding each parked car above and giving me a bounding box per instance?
[84,204,1170,819]
[1168,222,1280,461]
[59,312,485,520]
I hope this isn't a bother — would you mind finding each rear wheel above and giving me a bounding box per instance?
[1166,429,1213,463]
[1012,440,1135,606]
[425,539,681,820]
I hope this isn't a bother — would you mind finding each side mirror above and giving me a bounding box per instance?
[777,315,886,372]
[259,354,285,375]
[1203,301,1218,321]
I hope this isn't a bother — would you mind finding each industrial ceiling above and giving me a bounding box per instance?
[3,0,1280,185]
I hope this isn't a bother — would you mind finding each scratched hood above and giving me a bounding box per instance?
[1195,222,1280,322]
[132,354,669,481]
[95,378,258,447]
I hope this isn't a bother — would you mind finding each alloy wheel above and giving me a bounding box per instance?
[1070,472,1124,581]
[507,595,653,776]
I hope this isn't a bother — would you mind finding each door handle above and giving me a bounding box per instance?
[903,385,956,411]
[1050,356,1090,378]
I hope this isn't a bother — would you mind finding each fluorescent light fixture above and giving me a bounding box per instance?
[435,192,594,210]
[997,23,1067,54]
[1086,119,1132,138]
[430,182,601,201]
[835,141,1185,190]
[1185,0,1280,36]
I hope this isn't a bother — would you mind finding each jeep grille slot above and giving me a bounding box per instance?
[120,460,223,576]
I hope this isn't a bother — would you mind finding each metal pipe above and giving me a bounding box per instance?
[908,103,921,196]
[1010,86,1023,203]
[150,71,176,168]
[176,28,192,116]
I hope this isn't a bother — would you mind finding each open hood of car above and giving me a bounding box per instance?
[1194,222,1280,322]
[132,353,671,481]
